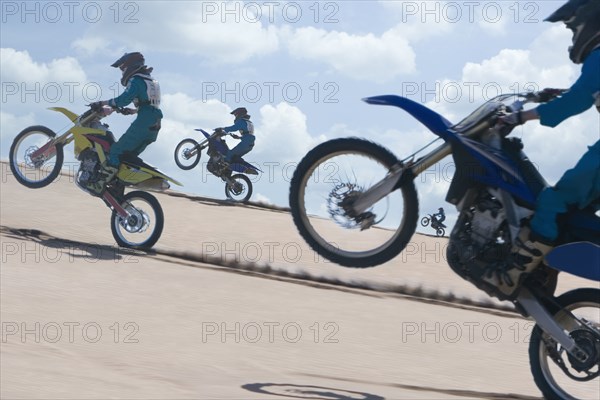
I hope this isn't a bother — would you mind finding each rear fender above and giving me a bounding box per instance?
[546,242,600,281]
[118,164,183,187]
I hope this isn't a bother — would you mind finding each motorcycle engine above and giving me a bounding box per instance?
[207,156,228,177]
[447,190,512,292]
[76,149,100,189]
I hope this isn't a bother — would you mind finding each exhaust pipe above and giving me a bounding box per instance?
[135,178,170,191]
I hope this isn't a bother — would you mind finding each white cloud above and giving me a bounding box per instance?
[285,26,416,83]
[71,37,115,57]
[254,102,326,164]
[70,2,279,63]
[462,48,575,90]
[161,93,231,128]
[0,111,35,141]
[0,48,87,84]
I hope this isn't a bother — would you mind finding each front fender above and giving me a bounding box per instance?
[363,95,454,139]
[48,107,79,123]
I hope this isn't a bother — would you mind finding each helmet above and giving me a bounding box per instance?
[111,52,147,86]
[545,0,600,64]
[230,107,249,118]
[438,207,444,212]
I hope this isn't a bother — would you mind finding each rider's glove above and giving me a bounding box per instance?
[121,107,137,115]
[536,88,565,103]
[500,111,524,127]
[230,134,241,139]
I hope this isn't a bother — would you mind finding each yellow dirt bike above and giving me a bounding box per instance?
[8,105,182,249]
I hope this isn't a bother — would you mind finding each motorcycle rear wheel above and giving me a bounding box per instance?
[289,138,418,268]
[529,288,600,400]
[225,174,253,202]
[111,190,164,249]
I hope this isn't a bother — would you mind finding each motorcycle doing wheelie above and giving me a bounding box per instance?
[289,90,600,399]
[174,129,260,202]
[9,105,182,249]
[420,213,446,237]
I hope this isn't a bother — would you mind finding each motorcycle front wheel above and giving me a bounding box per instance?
[174,138,201,170]
[111,191,164,249]
[529,288,600,400]
[289,138,418,268]
[9,125,64,188]
[225,174,253,202]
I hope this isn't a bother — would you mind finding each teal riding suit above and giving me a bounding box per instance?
[106,73,162,167]
[531,47,600,242]
[222,116,255,162]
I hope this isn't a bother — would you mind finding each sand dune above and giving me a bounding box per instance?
[1,163,596,399]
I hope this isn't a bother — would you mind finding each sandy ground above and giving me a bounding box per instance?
[1,162,597,399]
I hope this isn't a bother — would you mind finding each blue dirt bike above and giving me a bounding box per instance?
[289,89,600,399]
[174,129,260,202]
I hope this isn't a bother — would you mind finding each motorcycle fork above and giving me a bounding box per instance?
[351,143,451,215]
[102,190,129,219]
[517,287,591,363]
[30,132,73,160]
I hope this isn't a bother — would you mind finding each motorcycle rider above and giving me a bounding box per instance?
[489,0,600,297]
[216,107,255,164]
[87,52,162,195]
[433,207,446,227]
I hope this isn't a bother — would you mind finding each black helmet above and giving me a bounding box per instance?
[438,207,444,212]
[111,52,148,86]
[230,107,249,118]
[545,0,600,64]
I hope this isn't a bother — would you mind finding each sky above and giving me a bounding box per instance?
[1,0,599,232]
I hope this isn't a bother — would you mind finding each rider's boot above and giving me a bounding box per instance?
[86,161,119,196]
[485,226,554,298]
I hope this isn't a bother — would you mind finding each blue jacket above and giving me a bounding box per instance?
[223,117,254,135]
[108,74,161,114]
[537,48,600,127]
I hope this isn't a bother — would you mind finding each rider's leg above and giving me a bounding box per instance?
[487,140,600,297]
[87,115,160,195]
[225,135,255,163]
[530,140,600,241]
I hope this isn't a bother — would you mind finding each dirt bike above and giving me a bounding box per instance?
[174,128,260,202]
[289,89,600,399]
[9,105,182,249]
[420,214,446,237]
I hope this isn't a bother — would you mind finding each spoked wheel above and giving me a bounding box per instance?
[225,174,253,202]
[529,288,600,400]
[436,228,445,237]
[174,138,201,170]
[9,125,64,188]
[111,191,164,249]
[289,138,418,268]
[420,216,430,227]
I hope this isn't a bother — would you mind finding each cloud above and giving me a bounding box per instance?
[254,102,326,164]
[70,1,279,63]
[0,48,87,84]
[284,26,416,83]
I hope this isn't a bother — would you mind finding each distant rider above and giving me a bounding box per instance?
[87,52,162,195]
[488,0,600,297]
[216,107,255,164]
[433,207,446,226]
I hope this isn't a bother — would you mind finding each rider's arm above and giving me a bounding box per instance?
[535,50,600,128]
[222,119,246,133]
[107,77,144,109]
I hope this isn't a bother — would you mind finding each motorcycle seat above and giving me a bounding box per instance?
[120,153,159,172]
